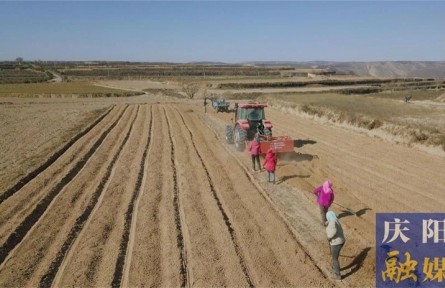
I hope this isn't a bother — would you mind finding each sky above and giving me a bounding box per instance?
[0,1,444,63]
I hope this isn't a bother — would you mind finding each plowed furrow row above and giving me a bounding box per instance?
[164,106,249,286]
[0,105,135,287]
[200,110,335,274]
[0,105,126,236]
[177,105,332,287]
[163,106,188,287]
[38,105,140,288]
[124,105,180,287]
[111,105,152,288]
[174,107,253,287]
[0,105,115,205]
[53,104,148,287]
[197,109,330,276]
[0,105,129,266]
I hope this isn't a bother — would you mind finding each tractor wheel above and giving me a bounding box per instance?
[234,126,247,151]
[225,126,234,144]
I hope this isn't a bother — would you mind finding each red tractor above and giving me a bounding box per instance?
[225,102,293,153]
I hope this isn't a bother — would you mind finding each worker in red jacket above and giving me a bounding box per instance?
[263,148,277,184]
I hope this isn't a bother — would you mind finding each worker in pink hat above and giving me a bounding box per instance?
[313,180,334,225]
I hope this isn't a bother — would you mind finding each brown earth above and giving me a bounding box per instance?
[0,91,444,287]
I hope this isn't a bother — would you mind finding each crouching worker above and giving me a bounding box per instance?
[313,180,334,225]
[263,148,277,184]
[249,134,261,172]
[326,211,345,280]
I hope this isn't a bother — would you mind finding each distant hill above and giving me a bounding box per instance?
[327,61,445,78]
[245,61,445,78]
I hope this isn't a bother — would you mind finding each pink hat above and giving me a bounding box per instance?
[322,180,333,194]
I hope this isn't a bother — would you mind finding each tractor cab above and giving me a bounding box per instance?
[225,102,272,151]
[235,103,270,137]
[236,106,265,121]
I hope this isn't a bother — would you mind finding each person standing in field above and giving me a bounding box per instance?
[313,180,334,225]
[204,97,208,113]
[326,211,345,280]
[263,148,277,184]
[249,133,262,172]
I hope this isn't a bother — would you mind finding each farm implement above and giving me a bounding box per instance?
[225,102,294,153]
[210,97,230,113]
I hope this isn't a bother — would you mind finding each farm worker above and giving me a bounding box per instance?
[249,133,262,172]
[326,211,345,280]
[313,180,334,225]
[204,98,208,113]
[263,148,277,184]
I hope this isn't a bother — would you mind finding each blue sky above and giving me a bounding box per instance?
[1,1,444,62]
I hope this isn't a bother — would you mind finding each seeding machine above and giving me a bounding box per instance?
[225,102,294,154]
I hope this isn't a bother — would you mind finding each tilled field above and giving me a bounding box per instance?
[206,102,445,288]
[0,102,334,287]
[2,93,444,288]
